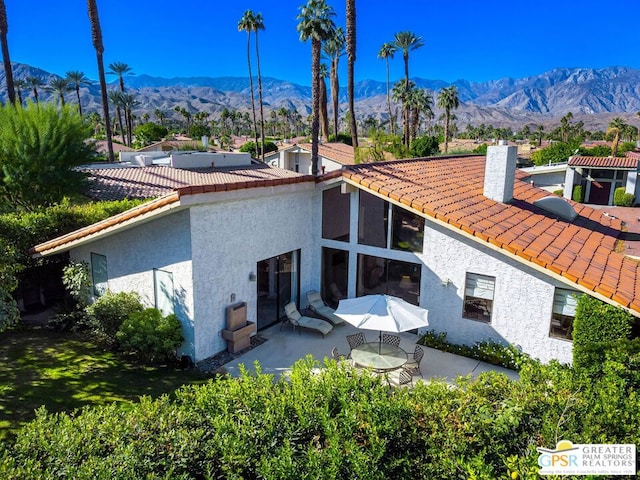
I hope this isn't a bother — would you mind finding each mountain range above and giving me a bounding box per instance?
[2,63,640,130]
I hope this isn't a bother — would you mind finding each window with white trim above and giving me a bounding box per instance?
[549,288,578,340]
[463,273,495,323]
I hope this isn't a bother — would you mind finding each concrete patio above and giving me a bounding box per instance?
[223,321,520,384]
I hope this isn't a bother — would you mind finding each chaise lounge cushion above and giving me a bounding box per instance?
[284,302,333,337]
[306,291,345,326]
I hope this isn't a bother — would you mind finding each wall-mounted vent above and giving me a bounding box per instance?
[533,196,578,221]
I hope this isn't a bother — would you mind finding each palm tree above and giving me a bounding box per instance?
[13,77,26,105]
[377,42,397,135]
[154,108,166,126]
[107,61,132,93]
[407,87,433,143]
[108,90,125,144]
[0,0,15,105]
[278,107,289,139]
[253,12,266,161]
[297,0,336,176]
[120,92,137,147]
[393,31,424,147]
[25,76,44,104]
[345,0,357,147]
[87,0,114,162]
[536,124,545,147]
[323,26,345,139]
[238,10,259,158]
[319,63,330,141]
[46,77,71,106]
[607,117,626,157]
[437,85,459,154]
[65,71,89,116]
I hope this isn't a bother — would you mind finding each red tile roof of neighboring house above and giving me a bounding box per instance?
[82,164,306,201]
[93,140,135,154]
[625,151,640,159]
[568,155,639,169]
[342,156,640,314]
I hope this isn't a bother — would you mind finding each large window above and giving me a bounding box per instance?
[550,288,578,340]
[357,254,421,305]
[90,252,108,296]
[322,186,350,242]
[463,273,495,323]
[321,248,349,308]
[391,205,425,253]
[358,191,388,248]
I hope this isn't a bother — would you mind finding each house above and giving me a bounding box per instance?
[563,154,640,205]
[31,146,640,364]
[265,142,355,174]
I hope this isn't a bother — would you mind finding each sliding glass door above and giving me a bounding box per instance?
[256,250,300,330]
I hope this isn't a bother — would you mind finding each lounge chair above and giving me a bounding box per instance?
[283,302,333,337]
[306,291,345,326]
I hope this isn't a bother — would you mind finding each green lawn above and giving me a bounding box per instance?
[0,324,214,442]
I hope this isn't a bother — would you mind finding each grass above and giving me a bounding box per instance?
[0,324,214,442]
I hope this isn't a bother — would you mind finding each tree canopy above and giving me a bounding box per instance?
[0,102,95,211]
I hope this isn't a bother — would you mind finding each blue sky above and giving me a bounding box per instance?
[5,0,640,86]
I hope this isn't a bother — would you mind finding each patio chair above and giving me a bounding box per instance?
[404,345,424,378]
[387,368,413,388]
[381,333,400,347]
[331,346,347,361]
[283,302,333,337]
[306,291,345,326]
[346,332,367,353]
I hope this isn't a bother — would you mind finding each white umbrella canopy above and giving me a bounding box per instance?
[334,294,428,333]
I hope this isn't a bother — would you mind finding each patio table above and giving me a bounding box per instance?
[350,342,408,372]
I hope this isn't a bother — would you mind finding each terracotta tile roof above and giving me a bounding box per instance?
[82,164,305,201]
[32,170,315,256]
[298,142,355,165]
[92,140,135,154]
[341,156,640,314]
[625,151,640,159]
[569,155,639,169]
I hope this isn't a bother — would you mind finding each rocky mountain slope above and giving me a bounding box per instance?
[2,63,639,130]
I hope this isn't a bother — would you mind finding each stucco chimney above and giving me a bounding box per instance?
[484,144,517,203]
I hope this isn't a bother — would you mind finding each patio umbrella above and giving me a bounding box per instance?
[334,295,429,352]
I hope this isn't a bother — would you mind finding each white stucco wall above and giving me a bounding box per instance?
[421,221,573,364]
[69,210,196,360]
[189,184,316,361]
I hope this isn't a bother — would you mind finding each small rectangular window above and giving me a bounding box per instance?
[550,288,578,340]
[463,273,495,323]
[154,269,175,316]
[322,186,350,242]
[90,252,108,296]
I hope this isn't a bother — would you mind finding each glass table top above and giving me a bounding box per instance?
[350,342,408,371]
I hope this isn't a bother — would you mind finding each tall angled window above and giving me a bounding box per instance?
[358,191,388,248]
[463,273,495,323]
[322,186,350,242]
[90,252,108,296]
[550,288,578,340]
[391,204,425,253]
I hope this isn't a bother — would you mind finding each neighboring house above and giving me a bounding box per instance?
[564,155,640,205]
[32,146,640,365]
[266,142,355,174]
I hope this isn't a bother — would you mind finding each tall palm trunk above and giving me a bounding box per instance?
[87,0,114,162]
[15,87,21,105]
[255,29,266,161]
[330,57,339,137]
[346,0,358,147]
[74,85,82,116]
[245,31,259,158]
[402,54,410,147]
[320,75,329,141]
[0,0,15,105]
[59,92,65,106]
[443,110,450,154]
[311,38,321,175]
[385,58,394,135]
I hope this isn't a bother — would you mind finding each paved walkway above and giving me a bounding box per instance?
[223,321,519,384]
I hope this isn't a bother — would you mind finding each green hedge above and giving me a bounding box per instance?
[1,357,639,479]
[573,295,634,372]
[572,184,583,202]
[613,186,634,206]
